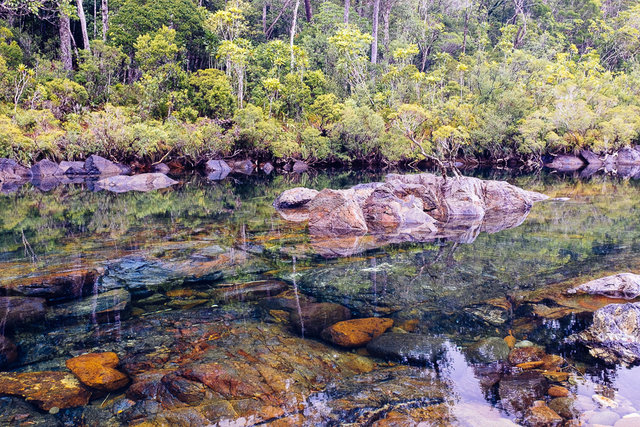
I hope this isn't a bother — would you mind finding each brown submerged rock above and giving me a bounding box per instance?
[321,317,394,348]
[289,302,352,336]
[0,371,91,410]
[498,372,548,414]
[508,346,546,365]
[523,404,563,427]
[211,280,289,303]
[2,268,99,299]
[66,352,129,391]
[0,296,46,328]
[0,336,17,368]
[548,385,569,397]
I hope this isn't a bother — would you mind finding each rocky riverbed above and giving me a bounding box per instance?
[2,170,640,426]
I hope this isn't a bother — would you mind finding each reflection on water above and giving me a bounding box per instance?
[0,170,640,425]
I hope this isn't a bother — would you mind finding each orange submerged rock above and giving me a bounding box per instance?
[66,352,129,391]
[516,361,544,370]
[548,385,569,397]
[0,371,91,410]
[321,317,394,348]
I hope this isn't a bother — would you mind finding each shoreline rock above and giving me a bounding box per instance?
[567,273,640,299]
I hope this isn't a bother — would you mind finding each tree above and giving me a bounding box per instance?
[371,0,380,64]
[76,0,90,51]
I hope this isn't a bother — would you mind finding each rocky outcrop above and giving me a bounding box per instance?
[571,302,640,365]
[95,173,178,193]
[567,273,640,299]
[30,159,64,177]
[84,154,124,176]
[0,158,31,181]
[543,155,585,172]
[615,147,640,165]
[274,173,548,244]
[66,352,129,391]
[274,187,319,209]
[205,159,231,180]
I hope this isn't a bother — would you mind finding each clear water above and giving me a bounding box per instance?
[1,170,640,425]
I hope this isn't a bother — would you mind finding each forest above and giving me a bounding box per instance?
[1,0,640,168]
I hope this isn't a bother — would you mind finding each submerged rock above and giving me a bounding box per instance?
[498,372,547,414]
[0,336,17,368]
[95,173,178,193]
[47,289,131,324]
[567,273,640,299]
[571,302,640,365]
[0,296,46,328]
[508,346,546,365]
[466,337,511,363]
[320,317,394,348]
[210,280,289,303]
[1,268,99,300]
[289,302,351,337]
[366,332,445,365]
[523,403,563,427]
[66,352,129,391]
[0,371,91,410]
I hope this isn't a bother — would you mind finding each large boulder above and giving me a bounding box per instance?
[275,173,547,242]
[95,173,178,193]
[59,160,87,175]
[544,155,586,172]
[0,158,31,181]
[308,189,368,236]
[362,184,437,233]
[205,159,231,181]
[567,273,640,299]
[84,154,123,176]
[571,302,640,365]
[580,149,603,166]
[274,187,319,209]
[616,147,640,165]
[30,159,63,177]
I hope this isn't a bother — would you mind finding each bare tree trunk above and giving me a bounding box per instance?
[59,11,73,71]
[462,10,469,54]
[93,0,96,38]
[371,0,380,64]
[76,0,91,52]
[344,0,350,23]
[381,0,392,60]
[303,0,312,22]
[101,0,108,41]
[262,1,268,35]
[290,0,300,69]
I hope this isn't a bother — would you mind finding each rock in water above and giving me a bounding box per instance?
[571,302,640,365]
[59,160,86,174]
[205,159,231,180]
[366,333,445,365]
[498,372,548,414]
[84,154,122,175]
[0,371,91,410]
[308,189,368,236]
[95,173,178,193]
[616,147,640,165]
[211,280,289,303]
[0,158,31,181]
[466,337,511,363]
[66,352,129,391]
[47,289,131,324]
[567,273,640,299]
[0,336,17,368]
[0,296,46,328]
[273,187,319,209]
[544,155,586,172]
[523,404,563,427]
[30,159,64,177]
[321,317,394,348]
[289,302,351,337]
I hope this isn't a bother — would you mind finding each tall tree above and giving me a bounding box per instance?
[290,0,300,69]
[371,0,380,63]
[59,5,73,70]
[303,0,311,22]
[344,0,349,23]
[101,0,108,41]
[76,0,91,51]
